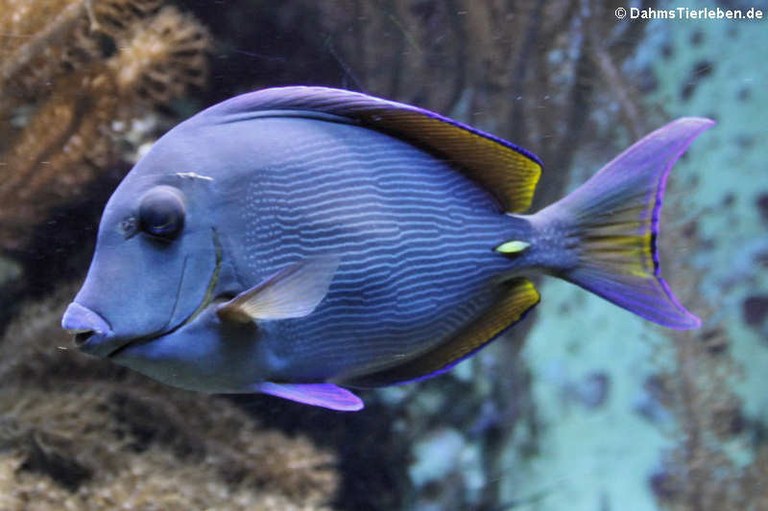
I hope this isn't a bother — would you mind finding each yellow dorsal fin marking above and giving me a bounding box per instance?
[216,87,542,213]
[366,109,542,213]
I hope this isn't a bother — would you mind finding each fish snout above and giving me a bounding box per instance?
[61,302,113,352]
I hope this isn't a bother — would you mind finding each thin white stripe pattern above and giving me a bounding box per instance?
[222,117,528,381]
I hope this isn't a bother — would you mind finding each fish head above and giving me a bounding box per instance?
[61,136,227,363]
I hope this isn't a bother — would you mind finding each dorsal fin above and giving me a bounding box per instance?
[336,278,540,388]
[204,86,543,213]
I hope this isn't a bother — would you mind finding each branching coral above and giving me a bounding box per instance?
[0,283,338,510]
[0,0,209,251]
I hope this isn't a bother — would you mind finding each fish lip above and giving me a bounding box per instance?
[70,256,191,358]
[66,307,169,358]
[62,302,114,353]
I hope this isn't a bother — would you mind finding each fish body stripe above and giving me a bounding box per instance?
[216,117,524,379]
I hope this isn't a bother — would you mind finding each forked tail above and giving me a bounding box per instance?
[530,118,713,329]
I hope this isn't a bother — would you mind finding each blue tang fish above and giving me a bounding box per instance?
[61,87,712,411]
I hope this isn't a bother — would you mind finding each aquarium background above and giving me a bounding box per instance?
[0,0,766,510]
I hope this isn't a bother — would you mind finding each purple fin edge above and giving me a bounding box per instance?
[394,303,540,386]
[258,382,364,411]
[199,85,544,167]
[343,301,540,389]
[553,117,714,330]
[646,117,714,329]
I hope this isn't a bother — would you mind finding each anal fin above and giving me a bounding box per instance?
[339,278,540,388]
[258,382,364,411]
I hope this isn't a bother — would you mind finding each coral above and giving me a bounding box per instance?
[0,0,209,251]
[0,284,338,510]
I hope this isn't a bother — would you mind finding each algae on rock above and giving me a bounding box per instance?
[0,284,339,511]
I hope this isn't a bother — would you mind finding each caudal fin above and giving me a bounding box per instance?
[534,118,713,329]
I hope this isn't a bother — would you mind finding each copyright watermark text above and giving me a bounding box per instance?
[615,6,764,20]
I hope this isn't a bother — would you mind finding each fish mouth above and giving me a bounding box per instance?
[104,229,223,359]
[62,302,113,348]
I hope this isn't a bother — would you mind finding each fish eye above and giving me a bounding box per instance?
[138,186,186,241]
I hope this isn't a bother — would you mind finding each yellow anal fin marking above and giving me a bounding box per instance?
[340,278,540,389]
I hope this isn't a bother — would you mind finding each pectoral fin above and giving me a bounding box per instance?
[258,382,364,411]
[217,255,340,322]
[338,278,540,388]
